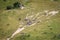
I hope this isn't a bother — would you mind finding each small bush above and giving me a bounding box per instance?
[3,0,6,2]
[18,18,21,21]
[6,6,13,10]
[50,28,53,30]
[7,24,10,26]
[13,2,21,8]
[57,34,60,39]
[43,32,47,34]
[48,26,50,27]
[27,34,30,37]
[52,35,56,39]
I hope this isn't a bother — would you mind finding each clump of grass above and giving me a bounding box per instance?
[48,25,51,27]
[6,23,10,26]
[43,32,48,34]
[18,18,21,21]
[49,27,53,30]
[47,25,53,30]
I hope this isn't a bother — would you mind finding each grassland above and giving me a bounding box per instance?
[0,0,60,40]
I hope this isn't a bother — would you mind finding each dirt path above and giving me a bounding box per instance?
[7,27,25,40]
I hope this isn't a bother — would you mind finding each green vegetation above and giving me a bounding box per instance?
[14,33,30,40]
[0,0,60,40]
[6,5,13,10]
[13,2,21,8]
[3,0,7,2]
[6,2,22,10]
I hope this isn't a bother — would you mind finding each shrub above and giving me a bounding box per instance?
[57,34,60,39]
[7,24,10,26]
[13,2,21,8]
[6,6,13,10]
[3,0,6,2]
[18,18,21,21]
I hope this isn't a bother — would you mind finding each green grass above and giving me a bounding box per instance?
[0,0,60,40]
[12,13,60,40]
